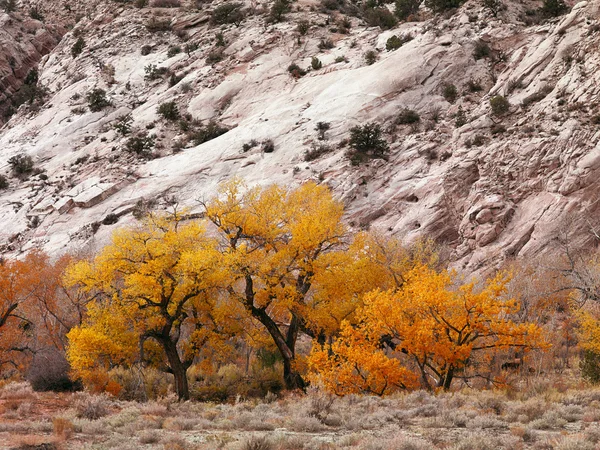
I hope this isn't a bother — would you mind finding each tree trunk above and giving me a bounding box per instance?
[283,356,307,390]
[441,366,454,391]
[162,339,190,400]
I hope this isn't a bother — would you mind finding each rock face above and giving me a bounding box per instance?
[0,13,64,121]
[0,0,600,274]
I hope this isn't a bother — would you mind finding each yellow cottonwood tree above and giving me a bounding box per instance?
[65,214,230,399]
[308,265,548,393]
[203,181,350,389]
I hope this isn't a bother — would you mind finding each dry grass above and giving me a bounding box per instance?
[2,376,600,449]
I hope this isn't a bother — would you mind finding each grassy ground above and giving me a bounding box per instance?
[2,377,600,450]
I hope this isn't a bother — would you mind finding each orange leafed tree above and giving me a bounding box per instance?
[308,265,549,394]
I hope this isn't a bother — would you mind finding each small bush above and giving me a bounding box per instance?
[297,19,310,35]
[395,0,420,20]
[318,38,335,50]
[187,120,229,145]
[157,101,180,121]
[242,436,274,450]
[315,121,331,140]
[442,83,458,103]
[141,45,153,55]
[29,6,44,20]
[268,0,291,23]
[397,108,420,124]
[311,56,323,70]
[473,40,491,60]
[206,49,224,64]
[490,95,510,116]
[211,2,245,26]
[71,37,85,58]
[113,114,133,135]
[425,0,461,12]
[386,33,412,51]
[145,16,172,32]
[304,144,332,161]
[541,0,569,17]
[364,50,377,65]
[455,106,467,127]
[151,0,181,6]
[74,393,111,420]
[86,88,111,112]
[262,139,275,153]
[125,133,155,157]
[8,154,34,175]
[347,122,389,164]
[167,46,182,57]
[363,7,398,29]
[466,78,482,92]
[0,175,8,190]
[288,63,307,78]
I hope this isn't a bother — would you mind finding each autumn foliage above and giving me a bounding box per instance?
[0,180,574,401]
[308,265,548,393]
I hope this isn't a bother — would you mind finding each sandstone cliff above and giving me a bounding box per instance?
[0,0,598,274]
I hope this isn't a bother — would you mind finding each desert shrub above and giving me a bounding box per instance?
[268,0,291,22]
[71,37,85,58]
[151,0,181,6]
[86,88,111,112]
[74,393,111,420]
[125,132,155,157]
[167,45,182,57]
[242,140,259,152]
[490,95,510,116]
[113,113,133,135]
[347,122,389,164]
[0,0,16,13]
[442,83,458,103]
[304,144,332,161]
[297,19,310,34]
[187,120,229,145]
[395,0,420,19]
[145,16,172,32]
[311,56,323,70]
[262,139,275,153]
[144,64,170,81]
[364,50,377,65]
[473,40,491,60]
[288,63,307,78]
[157,101,180,121]
[29,6,44,20]
[8,154,34,175]
[386,33,412,51]
[363,7,398,29]
[206,49,224,64]
[318,39,334,51]
[455,106,467,127]
[141,45,153,55]
[27,349,80,392]
[315,121,331,140]
[0,175,7,190]
[483,0,503,16]
[425,0,461,12]
[466,78,482,92]
[211,2,245,26]
[581,350,600,384]
[397,108,420,124]
[242,436,274,450]
[541,0,569,17]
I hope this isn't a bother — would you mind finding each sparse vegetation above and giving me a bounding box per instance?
[442,83,458,103]
[490,95,510,116]
[395,0,420,20]
[124,132,155,157]
[364,50,377,65]
[86,88,111,112]
[386,33,413,51]
[71,37,86,58]
[8,154,34,176]
[347,122,389,164]
[157,101,180,121]
[211,2,245,26]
